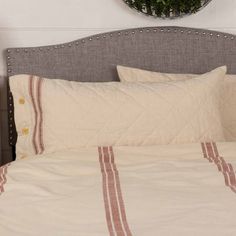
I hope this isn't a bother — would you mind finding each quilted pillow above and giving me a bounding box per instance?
[10,66,225,159]
[117,65,236,141]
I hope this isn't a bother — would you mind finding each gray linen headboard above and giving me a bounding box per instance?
[6,26,236,160]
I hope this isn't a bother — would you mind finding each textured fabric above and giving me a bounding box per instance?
[118,65,236,141]
[1,142,236,235]
[9,67,226,159]
[7,27,236,80]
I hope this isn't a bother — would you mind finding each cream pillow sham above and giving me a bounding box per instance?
[10,66,225,159]
[117,65,236,141]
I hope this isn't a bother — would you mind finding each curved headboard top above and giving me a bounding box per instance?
[6,26,236,80]
[6,26,236,157]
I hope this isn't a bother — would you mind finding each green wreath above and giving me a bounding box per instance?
[124,0,211,18]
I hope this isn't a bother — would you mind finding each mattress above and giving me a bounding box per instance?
[0,142,236,235]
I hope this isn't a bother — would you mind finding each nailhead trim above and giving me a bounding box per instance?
[6,27,234,56]
[7,48,15,145]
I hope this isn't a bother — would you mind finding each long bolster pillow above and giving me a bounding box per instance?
[10,66,226,159]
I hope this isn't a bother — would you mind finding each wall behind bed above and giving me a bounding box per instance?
[0,0,236,164]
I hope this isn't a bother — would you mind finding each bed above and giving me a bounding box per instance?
[1,26,236,235]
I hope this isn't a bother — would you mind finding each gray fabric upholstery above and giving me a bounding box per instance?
[6,26,236,161]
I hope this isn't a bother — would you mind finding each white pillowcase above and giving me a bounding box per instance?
[117,65,236,141]
[10,66,226,159]
[117,65,195,83]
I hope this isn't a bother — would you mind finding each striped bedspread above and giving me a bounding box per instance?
[0,142,236,235]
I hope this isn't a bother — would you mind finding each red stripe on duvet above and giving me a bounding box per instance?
[98,147,115,236]
[201,142,236,194]
[98,147,132,236]
[0,164,10,194]
[109,147,132,236]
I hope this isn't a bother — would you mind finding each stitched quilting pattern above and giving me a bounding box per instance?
[10,67,225,158]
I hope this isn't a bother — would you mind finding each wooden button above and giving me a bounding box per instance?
[22,128,29,135]
[19,98,25,104]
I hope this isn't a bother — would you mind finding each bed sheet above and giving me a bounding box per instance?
[0,142,236,235]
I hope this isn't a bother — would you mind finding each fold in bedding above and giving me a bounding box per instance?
[0,142,236,235]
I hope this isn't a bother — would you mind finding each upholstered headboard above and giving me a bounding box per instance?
[6,26,236,160]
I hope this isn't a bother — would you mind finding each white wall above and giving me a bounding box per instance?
[0,0,236,163]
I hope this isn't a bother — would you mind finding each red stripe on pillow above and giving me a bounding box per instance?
[29,76,44,155]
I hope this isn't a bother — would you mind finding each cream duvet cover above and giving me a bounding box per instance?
[1,142,236,236]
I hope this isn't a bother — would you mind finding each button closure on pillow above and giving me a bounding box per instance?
[19,98,25,104]
[22,127,29,135]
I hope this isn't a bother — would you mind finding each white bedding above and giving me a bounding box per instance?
[0,142,236,235]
